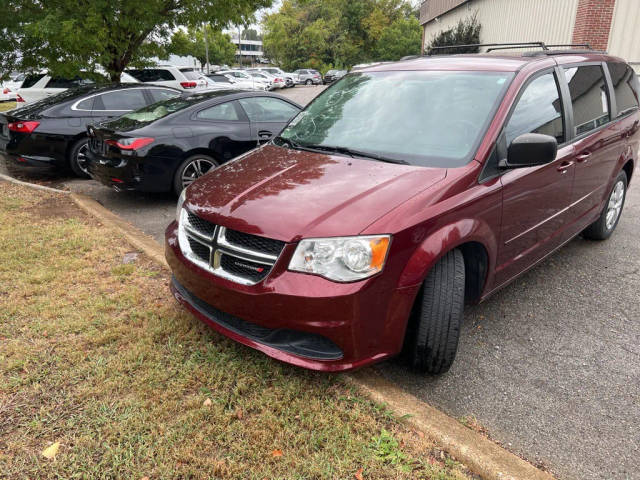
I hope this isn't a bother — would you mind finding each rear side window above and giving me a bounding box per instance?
[505,72,564,145]
[95,89,147,110]
[564,65,610,136]
[238,97,299,122]
[607,62,639,117]
[21,74,46,88]
[149,88,181,103]
[208,75,231,83]
[46,77,93,89]
[180,69,201,80]
[126,69,176,82]
[75,97,95,111]
[196,101,240,121]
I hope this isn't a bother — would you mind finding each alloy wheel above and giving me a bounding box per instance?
[181,158,216,189]
[605,180,625,230]
[76,143,89,175]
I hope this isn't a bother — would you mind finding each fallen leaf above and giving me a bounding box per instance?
[355,467,364,480]
[41,442,60,459]
[203,398,212,407]
[141,477,150,480]
[271,449,283,457]
[416,430,425,439]
[235,408,243,420]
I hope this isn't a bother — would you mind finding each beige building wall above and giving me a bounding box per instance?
[607,0,640,72]
[422,0,580,53]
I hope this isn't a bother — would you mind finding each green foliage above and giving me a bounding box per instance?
[242,28,262,41]
[426,13,481,55]
[0,0,271,81]
[170,26,236,70]
[370,429,410,472]
[262,0,420,72]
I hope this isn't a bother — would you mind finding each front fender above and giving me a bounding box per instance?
[397,218,497,294]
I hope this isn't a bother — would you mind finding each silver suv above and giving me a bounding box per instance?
[293,69,322,85]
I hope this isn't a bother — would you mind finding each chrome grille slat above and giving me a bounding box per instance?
[178,209,285,285]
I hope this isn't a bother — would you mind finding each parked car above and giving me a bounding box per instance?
[0,84,17,102]
[323,69,347,84]
[85,90,301,194]
[166,49,638,373]
[15,72,139,104]
[201,74,241,91]
[294,69,322,85]
[216,70,269,91]
[125,66,208,91]
[247,67,297,87]
[0,84,181,177]
[248,71,285,90]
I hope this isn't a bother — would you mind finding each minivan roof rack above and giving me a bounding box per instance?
[426,42,601,55]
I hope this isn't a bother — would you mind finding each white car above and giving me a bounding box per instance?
[201,74,241,91]
[1,83,17,102]
[216,70,269,91]
[247,67,297,88]
[247,71,285,90]
[15,72,139,104]
[125,66,208,91]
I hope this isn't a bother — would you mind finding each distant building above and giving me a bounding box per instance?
[230,37,265,65]
[419,0,640,72]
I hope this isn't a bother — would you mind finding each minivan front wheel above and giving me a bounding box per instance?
[174,154,218,195]
[582,170,627,240]
[407,249,465,375]
[69,138,90,178]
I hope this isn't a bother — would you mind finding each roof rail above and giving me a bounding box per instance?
[427,42,601,56]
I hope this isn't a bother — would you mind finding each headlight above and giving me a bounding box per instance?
[289,235,391,282]
[176,189,186,222]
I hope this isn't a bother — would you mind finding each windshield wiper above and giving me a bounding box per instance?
[292,143,408,165]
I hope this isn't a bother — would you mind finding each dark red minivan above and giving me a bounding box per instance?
[165,47,639,374]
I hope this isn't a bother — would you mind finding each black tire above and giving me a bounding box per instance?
[305,79,312,85]
[173,154,218,195]
[582,170,627,241]
[68,138,90,178]
[408,249,465,375]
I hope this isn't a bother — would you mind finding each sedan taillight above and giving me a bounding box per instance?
[2,88,9,94]
[8,121,39,133]
[105,137,155,151]
[180,81,197,89]
[16,94,25,103]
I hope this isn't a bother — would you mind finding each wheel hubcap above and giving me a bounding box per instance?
[76,143,89,174]
[605,180,624,230]
[181,158,216,189]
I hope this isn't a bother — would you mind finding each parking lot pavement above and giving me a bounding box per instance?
[3,83,638,479]
[379,183,640,480]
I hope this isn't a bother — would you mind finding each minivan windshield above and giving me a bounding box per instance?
[277,70,513,167]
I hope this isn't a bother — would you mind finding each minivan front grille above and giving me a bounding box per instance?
[179,209,285,285]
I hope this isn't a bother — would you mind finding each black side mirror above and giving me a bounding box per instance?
[499,133,558,169]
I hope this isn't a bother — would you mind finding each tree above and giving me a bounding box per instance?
[426,13,481,55]
[261,0,420,72]
[242,28,262,41]
[374,16,422,61]
[1,0,272,81]
[170,26,236,70]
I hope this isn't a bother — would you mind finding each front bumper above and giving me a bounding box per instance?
[165,221,418,371]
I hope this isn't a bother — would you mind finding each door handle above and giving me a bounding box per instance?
[258,130,272,139]
[576,151,591,163]
[557,160,574,174]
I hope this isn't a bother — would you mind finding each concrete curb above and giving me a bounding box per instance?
[347,369,555,480]
[5,173,554,480]
[70,192,169,269]
[0,172,71,194]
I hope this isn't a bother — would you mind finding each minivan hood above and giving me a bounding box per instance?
[185,144,446,242]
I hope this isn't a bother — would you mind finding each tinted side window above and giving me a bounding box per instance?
[238,97,299,122]
[564,65,610,136]
[149,88,181,103]
[75,96,95,111]
[126,69,176,82]
[196,101,240,121]
[46,77,93,89]
[607,62,639,116]
[505,73,564,145]
[21,74,46,88]
[96,89,147,110]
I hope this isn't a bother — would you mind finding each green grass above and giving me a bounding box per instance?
[0,101,16,112]
[0,183,473,480]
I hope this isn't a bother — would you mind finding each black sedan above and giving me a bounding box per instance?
[0,84,181,177]
[86,90,301,195]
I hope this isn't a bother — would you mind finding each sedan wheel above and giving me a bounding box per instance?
[174,154,219,195]
[69,138,91,178]
[305,79,312,85]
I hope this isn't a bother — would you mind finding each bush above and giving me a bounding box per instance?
[427,13,481,55]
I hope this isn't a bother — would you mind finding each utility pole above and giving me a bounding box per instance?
[203,23,210,74]
[237,25,242,67]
